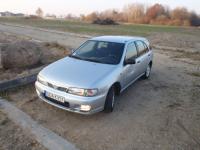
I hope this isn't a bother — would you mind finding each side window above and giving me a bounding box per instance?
[136,41,146,56]
[125,42,137,60]
[143,42,149,53]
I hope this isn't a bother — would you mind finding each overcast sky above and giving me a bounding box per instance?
[1,0,200,16]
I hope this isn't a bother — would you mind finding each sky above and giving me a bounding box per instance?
[0,0,200,16]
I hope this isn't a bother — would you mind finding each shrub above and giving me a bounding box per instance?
[92,18,118,25]
[189,12,200,26]
[24,15,42,19]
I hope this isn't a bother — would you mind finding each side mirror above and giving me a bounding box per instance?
[124,59,136,65]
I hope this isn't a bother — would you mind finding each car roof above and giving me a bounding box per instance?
[91,36,148,44]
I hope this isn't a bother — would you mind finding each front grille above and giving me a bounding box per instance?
[47,82,67,92]
[44,94,69,108]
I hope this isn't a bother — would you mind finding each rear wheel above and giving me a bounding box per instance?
[142,64,151,79]
[104,86,115,113]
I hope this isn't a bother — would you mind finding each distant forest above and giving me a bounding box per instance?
[79,3,200,26]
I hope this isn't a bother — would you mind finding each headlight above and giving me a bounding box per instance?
[37,75,48,86]
[68,88,98,97]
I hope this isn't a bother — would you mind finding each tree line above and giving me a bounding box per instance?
[81,3,200,26]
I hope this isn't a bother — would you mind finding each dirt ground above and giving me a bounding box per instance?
[0,25,200,150]
[3,49,200,150]
[0,110,46,150]
[149,32,200,52]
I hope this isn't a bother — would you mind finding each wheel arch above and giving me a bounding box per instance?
[149,61,153,67]
[112,82,121,96]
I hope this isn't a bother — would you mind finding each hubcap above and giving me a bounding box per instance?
[146,65,151,77]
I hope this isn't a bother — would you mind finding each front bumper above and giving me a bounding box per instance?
[35,81,106,115]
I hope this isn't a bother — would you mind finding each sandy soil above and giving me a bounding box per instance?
[4,49,200,150]
[0,111,46,150]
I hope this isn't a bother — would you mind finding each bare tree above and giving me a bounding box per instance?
[169,7,191,26]
[171,7,189,20]
[81,2,199,26]
[123,3,145,23]
[146,4,166,20]
[84,12,99,22]
[80,14,86,21]
[36,8,44,18]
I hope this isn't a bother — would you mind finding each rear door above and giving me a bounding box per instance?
[135,41,150,75]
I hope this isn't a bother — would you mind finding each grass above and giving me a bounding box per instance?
[0,17,199,36]
[43,42,68,51]
[0,83,34,100]
[0,90,9,99]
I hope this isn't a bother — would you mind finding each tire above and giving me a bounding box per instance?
[142,64,151,79]
[104,86,115,113]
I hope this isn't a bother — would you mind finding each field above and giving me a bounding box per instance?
[0,17,199,36]
[0,18,200,150]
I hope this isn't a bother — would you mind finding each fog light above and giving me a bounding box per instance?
[80,105,91,111]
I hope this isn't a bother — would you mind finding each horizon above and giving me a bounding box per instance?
[1,0,200,16]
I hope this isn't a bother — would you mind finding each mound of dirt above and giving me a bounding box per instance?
[1,41,43,69]
[0,40,70,81]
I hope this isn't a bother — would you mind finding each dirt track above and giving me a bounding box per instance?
[0,24,200,150]
[0,23,87,48]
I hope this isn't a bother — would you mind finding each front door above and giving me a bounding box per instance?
[121,42,139,89]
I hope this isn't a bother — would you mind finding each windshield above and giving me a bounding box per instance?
[70,40,125,65]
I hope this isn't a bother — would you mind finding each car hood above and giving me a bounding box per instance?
[39,57,117,88]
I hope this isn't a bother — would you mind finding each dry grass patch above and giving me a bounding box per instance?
[44,42,70,51]
[156,46,200,62]
[188,72,200,78]
[175,51,200,61]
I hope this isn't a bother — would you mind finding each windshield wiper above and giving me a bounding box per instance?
[83,58,103,63]
[69,55,103,63]
[69,55,84,60]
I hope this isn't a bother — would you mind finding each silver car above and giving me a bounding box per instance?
[35,36,153,114]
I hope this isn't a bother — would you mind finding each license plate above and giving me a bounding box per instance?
[45,91,65,103]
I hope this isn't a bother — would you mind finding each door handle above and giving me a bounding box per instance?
[148,54,151,57]
[137,60,141,64]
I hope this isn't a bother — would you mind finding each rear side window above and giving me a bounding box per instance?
[125,42,138,60]
[136,41,147,56]
[143,42,149,53]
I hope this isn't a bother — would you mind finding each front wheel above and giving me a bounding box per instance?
[142,64,151,79]
[104,86,115,113]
